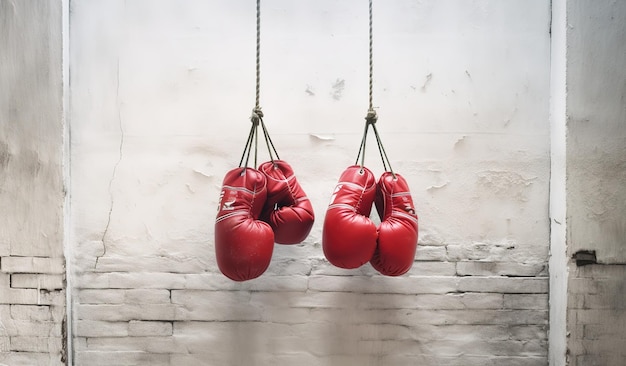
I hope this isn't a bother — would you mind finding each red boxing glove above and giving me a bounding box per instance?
[370,172,419,276]
[215,168,274,281]
[259,160,315,244]
[322,165,378,269]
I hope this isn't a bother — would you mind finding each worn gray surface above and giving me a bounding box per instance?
[0,1,66,365]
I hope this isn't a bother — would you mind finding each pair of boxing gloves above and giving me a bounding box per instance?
[323,165,419,276]
[215,160,315,281]
[215,163,418,281]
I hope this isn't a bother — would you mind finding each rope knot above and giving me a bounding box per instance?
[365,109,378,125]
[250,107,263,125]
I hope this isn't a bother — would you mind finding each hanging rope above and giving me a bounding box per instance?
[238,0,279,171]
[355,0,396,178]
[255,0,261,111]
[368,0,374,112]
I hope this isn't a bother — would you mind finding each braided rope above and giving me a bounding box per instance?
[368,0,374,111]
[354,0,396,179]
[255,0,261,110]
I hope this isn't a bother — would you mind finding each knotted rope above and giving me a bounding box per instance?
[355,0,396,178]
[238,0,279,171]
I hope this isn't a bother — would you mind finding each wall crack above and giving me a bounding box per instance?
[96,58,124,270]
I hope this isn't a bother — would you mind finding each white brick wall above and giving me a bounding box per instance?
[566,264,626,366]
[68,0,551,365]
[71,261,549,365]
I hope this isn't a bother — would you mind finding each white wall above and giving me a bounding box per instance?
[564,1,626,365]
[69,1,551,365]
[566,0,626,264]
[0,1,66,365]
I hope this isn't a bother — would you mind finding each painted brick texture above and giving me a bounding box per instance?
[68,1,551,365]
[567,264,626,366]
[72,260,549,365]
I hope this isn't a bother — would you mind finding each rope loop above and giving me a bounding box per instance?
[236,0,281,169]
[250,107,263,126]
[353,0,395,179]
[365,108,377,125]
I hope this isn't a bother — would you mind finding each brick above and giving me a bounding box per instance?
[458,277,548,293]
[583,324,626,340]
[0,287,39,304]
[75,320,129,337]
[184,273,309,292]
[583,293,626,310]
[504,294,549,309]
[10,336,64,353]
[0,352,65,366]
[128,320,172,336]
[456,261,547,277]
[75,351,170,366]
[568,277,598,294]
[78,289,125,304]
[172,291,263,322]
[574,309,626,326]
[94,255,205,273]
[85,336,186,353]
[75,272,186,289]
[10,305,53,321]
[411,261,457,276]
[0,320,62,337]
[447,293,505,309]
[447,243,548,263]
[415,246,447,261]
[308,275,459,294]
[10,274,64,290]
[266,257,317,276]
[76,304,177,322]
[0,256,64,274]
[573,354,608,366]
[567,293,585,309]
[310,261,377,276]
[118,288,171,304]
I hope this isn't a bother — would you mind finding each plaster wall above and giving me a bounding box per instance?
[0,0,66,364]
[69,1,551,365]
[564,1,626,364]
[566,0,626,264]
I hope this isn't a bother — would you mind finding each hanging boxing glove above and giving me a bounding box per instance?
[215,167,274,281]
[370,172,419,276]
[259,160,315,244]
[322,165,378,269]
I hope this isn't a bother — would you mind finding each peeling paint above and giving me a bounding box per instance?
[330,78,345,101]
[476,170,536,201]
[421,73,433,92]
[305,85,315,96]
[309,133,335,141]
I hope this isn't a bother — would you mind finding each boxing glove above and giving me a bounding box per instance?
[322,165,378,269]
[259,160,315,244]
[215,167,274,281]
[370,172,419,276]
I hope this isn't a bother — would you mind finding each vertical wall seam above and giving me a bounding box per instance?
[62,0,73,364]
[548,0,569,365]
